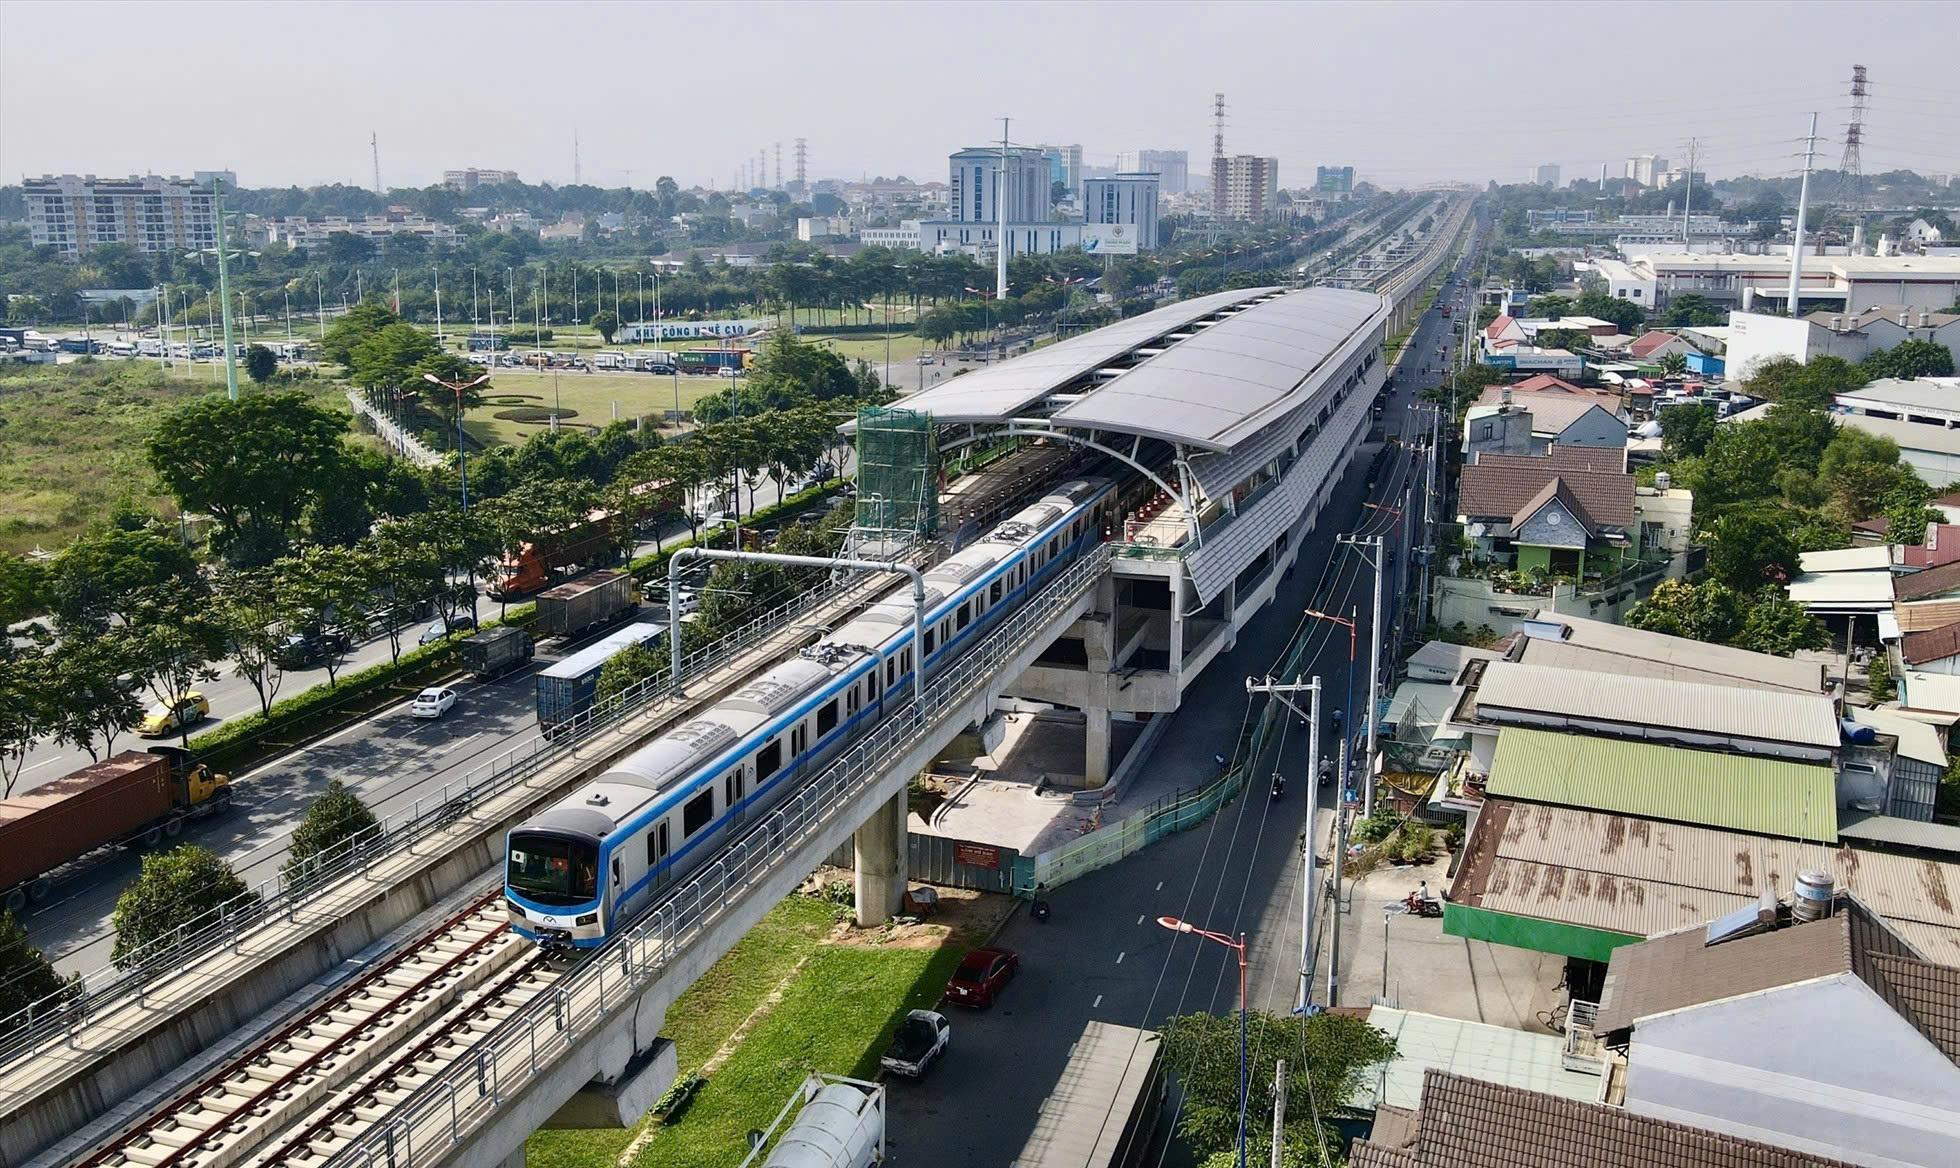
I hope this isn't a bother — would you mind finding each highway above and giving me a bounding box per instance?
[885,229,1482,1166]
[21,610,674,977]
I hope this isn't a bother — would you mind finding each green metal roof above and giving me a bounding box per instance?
[1485,728,1839,843]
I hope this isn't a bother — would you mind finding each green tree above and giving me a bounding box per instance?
[590,309,619,345]
[1867,652,1897,703]
[282,780,379,883]
[1658,403,1716,459]
[146,390,352,562]
[43,636,144,762]
[0,909,70,1037]
[1657,350,1689,377]
[0,649,51,797]
[110,845,258,970]
[320,298,400,366]
[216,567,289,716]
[1733,591,1829,656]
[1688,422,1781,509]
[1572,290,1644,332]
[121,580,226,746]
[1527,294,1572,319]
[0,555,41,629]
[1760,404,1840,473]
[1660,293,1726,327]
[1863,339,1956,380]
[596,641,664,703]
[41,525,200,638]
[1626,578,1747,644]
[243,343,278,384]
[1156,1010,1395,1164]
[1705,506,1802,590]
[275,545,376,687]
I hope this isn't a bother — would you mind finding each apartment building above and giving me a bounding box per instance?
[23,173,217,260]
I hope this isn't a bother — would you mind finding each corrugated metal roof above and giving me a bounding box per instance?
[1798,545,1893,573]
[1355,1008,1597,1113]
[1475,663,1841,748]
[878,287,1270,424]
[1837,811,1960,854]
[1485,728,1839,840]
[1902,670,1960,715]
[1893,598,1960,631]
[1048,287,1387,450]
[1515,639,1803,692]
[1449,800,1960,966]
[1526,610,1826,692]
[1409,640,1503,682]
[1848,705,1949,768]
[1786,569,1894,609]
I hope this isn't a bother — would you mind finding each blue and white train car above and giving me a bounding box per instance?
[504,478,1115,948]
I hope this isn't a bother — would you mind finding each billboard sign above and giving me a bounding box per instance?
[621,319,766,343]
[1081,224,1139,256]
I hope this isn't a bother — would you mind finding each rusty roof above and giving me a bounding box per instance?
[1447,800,1960,966]
[1349,1071,1862,1168]
[1894,558,1960,602]
[1902,621,1960,666]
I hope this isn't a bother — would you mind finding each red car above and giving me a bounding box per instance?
[945,947,1019,1008]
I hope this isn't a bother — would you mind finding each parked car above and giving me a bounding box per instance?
[944,947,1018,1007]
[410,686,459,719]
[279,628,352,668]
[880,1010,950,1078]
[138,691,210,738]
[419,615,477,646]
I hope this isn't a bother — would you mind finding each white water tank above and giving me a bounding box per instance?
[1654,471,1671,491]
[764,1080,883,1168]
[1792,869,1835,922]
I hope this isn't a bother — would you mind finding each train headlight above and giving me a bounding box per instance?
[576,912,599,926]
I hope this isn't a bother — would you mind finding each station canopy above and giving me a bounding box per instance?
[882,285,1387,453]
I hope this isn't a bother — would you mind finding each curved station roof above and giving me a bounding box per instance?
[884,285,1388,453]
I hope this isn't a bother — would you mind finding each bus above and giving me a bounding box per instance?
[468,333,511,351]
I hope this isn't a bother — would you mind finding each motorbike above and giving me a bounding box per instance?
[1270,773,1286,800]
[1318,757,1335,784]
[1403,887,1443,919]
[1030,883,1052,924]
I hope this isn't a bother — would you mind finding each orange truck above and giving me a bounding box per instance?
[491,480,678,598]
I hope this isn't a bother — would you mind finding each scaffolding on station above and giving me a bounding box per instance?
[849,406,939,559]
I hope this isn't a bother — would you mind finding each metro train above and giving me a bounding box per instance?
[505,477,1118,949]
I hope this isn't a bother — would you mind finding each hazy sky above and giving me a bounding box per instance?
[4,1,1956,193]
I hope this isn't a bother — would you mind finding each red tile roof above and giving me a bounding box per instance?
[1510,374,1588,394]
[1628,330,1681,358]
[1484,314,1517,339]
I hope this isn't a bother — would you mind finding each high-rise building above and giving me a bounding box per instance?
[1116,150,1190,195]
[23,173,217,260]
[1529,164,1561,187]
[443,168,521,190]
[1213,155,1279,220]
[1624,155,1669,187]
[1315,165,1355,195]
[1083,173,1160,251]
[948,146,1050,225]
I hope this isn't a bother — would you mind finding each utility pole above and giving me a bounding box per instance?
[212,177,240,400]
[1271,1060,1287,1168]
[1788,113,1819,318]
[1680,137,1698,246]
[1337,534,1386,818]
[997,117,1011,305]
[1246,674,1320,1011]
[371,132,382,195]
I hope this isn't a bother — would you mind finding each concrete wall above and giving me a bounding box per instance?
[1624,975,1960,1168]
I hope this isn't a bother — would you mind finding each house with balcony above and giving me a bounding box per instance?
[1463,389,1628,462]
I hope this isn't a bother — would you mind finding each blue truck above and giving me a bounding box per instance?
[534,622,665,732]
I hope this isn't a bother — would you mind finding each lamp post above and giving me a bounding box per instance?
[423,371,491,513]
[1158,916,1249,1168]
[1301,605,1358,1005]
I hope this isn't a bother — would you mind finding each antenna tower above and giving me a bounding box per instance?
[795,138,807,185]
[1210,93,1228,227]
[1838,64,1867,210]
[774,142,782,189]
[574,129,581,185]
[370,132,381,194]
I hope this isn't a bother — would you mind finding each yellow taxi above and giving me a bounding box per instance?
[138,691,211,737]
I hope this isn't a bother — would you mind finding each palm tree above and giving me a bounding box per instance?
[1658,351,1689,377]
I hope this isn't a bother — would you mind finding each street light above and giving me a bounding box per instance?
[1157,916,1250,1168]
[423,371,491,513]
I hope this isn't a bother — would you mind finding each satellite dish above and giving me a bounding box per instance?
[1468,523,1488,538]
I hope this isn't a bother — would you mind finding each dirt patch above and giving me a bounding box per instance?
[801,866,1019,951]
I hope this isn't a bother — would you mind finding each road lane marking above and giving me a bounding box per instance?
[1155,881,1163,891]
[1137,914,1145,925]
[1116,951,1125,964]
[21,756,65,774]
[1092,995,1102,1009]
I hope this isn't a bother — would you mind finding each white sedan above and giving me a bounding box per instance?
[410,687,459,719]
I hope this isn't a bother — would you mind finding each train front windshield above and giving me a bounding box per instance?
[507,833,599,907]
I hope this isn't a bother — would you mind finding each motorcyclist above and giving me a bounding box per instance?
[1270,772,1285,800]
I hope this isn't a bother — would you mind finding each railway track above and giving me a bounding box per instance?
[76,888,553,1168]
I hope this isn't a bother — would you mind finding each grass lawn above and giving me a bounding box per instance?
[0,361,348,554]
[526,888,990,1168]
[463,368,729,447]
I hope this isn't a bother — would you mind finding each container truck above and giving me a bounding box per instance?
[1,747,232,913]
[675,347,750,374]
[535,622,665,731]
[461,627,535,679]
[533,570,638,640]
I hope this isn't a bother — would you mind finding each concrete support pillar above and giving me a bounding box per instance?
[853,789,907,927]
[1085,576,1118,670]
[1168,577,1186,690]
[1221,582,1240,650]
[1084,706,1112,788]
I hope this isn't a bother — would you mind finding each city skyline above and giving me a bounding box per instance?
[3,1,1954,195]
